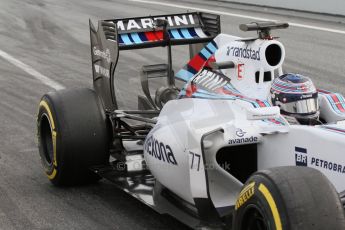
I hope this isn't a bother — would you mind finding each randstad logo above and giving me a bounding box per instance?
[227,46,261,61]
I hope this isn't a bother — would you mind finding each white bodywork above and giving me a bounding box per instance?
[143,33,345,210]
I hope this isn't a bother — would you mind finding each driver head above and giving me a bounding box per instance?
[270,73,319,125]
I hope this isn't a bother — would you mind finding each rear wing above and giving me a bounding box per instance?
[106,12,220,50]
[89,12,221,111]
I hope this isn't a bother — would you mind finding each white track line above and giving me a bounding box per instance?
[130,0,345,35]
[0,49,65,90]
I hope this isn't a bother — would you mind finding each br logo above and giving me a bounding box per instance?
[295,147,308,166]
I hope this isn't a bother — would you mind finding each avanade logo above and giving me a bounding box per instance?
[229,129,258,145]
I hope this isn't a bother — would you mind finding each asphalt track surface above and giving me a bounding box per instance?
[0,0,345,229]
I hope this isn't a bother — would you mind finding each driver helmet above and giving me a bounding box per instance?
[270,73,319,125]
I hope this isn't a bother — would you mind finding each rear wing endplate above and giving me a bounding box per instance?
[90,20,119,112]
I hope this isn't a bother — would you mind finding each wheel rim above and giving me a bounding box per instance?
[240,204,268,230]
[39,114,54,166]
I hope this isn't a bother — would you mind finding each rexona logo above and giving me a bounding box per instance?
[144,136,178,166]
[93,47,111,63]
[229,129,258,145]
[117,14,196,32]
[227,46,261,61]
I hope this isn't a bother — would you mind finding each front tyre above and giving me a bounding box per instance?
[37,88,110,186]
[233,166,345,230]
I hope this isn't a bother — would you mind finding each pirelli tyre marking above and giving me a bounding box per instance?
[235,181,282,230]
[39,100,58,179]
[258,183,282,230]
[235,181,255,210]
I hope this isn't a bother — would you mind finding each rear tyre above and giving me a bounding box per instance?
[233,166,345,230]
[37,88,110,186]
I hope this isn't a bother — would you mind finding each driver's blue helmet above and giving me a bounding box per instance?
[270,73,319,124]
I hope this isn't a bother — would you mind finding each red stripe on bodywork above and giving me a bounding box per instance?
[317,89,331,94]
[323,126,345,133]
[204,55,215,68]
[144,31,163,41]
[216,87,240,97]
[268,119,281,124]
[331,94,345,112]
[185,83,198,97]
[256,100,266,107]
[188,55,206,72]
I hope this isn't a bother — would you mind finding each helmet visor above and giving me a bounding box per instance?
[280,98,319,114]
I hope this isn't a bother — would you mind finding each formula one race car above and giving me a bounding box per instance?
[37,12,345,229]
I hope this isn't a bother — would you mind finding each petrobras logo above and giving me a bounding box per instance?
[117,14,196,32]
[295,147,308,166]
[311,157,345,174]
[94,64,109,78]
[227,46,261,61]
[295,146,345,174]
[144,135,178,166]
[93,47,111,63]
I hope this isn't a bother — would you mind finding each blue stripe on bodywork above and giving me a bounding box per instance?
[175,40,218,82]
[176,69,194,82]
[138,32,148,42]
[186,65,198,75]
[200,48,212,59]
[130,33,143,44]
[170,29,182,39]
[207,42,217,53]
[118,35,124,45]
[180,28,193,39]
[263,100,271,107]
[338,94,345,103]
[188,28,198,37]
[325,94,341,114]
[121,34,133,45]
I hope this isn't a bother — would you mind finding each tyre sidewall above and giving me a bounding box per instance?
[37,89,109,186]
[233,173,289,230]
[37,96,62,183]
